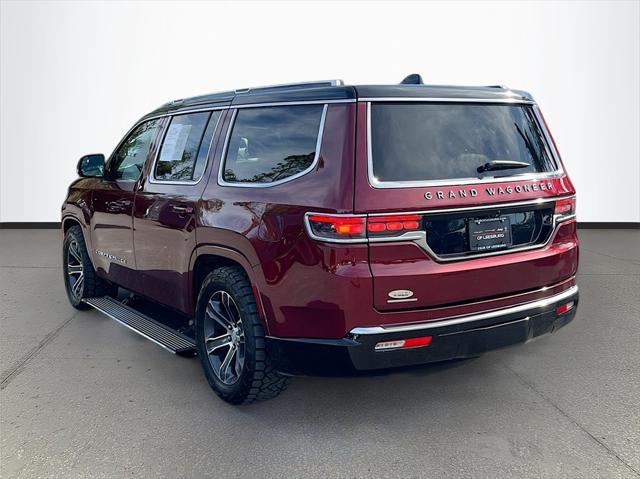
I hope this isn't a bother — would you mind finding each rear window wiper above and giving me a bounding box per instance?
[477,160,531,174]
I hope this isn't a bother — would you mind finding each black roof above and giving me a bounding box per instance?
[354,84,533,101]
[145,79,534,118]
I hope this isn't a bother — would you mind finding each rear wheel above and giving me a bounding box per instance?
[195,266,289,404]
[62,225,115,309]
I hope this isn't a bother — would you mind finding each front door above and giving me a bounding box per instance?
[91,118,163,292]
[133,110,223,313]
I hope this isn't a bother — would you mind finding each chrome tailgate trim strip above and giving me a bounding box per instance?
[350,285,578,335]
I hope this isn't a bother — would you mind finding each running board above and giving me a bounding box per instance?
[84,296,196,356]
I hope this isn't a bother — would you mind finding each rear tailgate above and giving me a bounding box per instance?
[366,201,578,311]
[354,101,578,311]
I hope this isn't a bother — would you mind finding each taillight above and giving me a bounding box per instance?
[554,197,576,220]
[556,301,575,315]
[305,213,423,243]
[367,214,422,236]
[306,214,367,241]
[375,336,432,351]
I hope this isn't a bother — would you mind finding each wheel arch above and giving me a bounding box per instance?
[190,245,270,333]
[62,215,81,232]
[62,215,97,270]
[62,215,91,248]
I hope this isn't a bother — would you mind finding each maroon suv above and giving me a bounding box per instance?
[61,76,579,404]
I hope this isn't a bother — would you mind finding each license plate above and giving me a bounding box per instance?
[468,217,512,252]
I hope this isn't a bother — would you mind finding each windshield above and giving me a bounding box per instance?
[370,103,557,183]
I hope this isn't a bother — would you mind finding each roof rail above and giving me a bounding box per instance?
[235,79,343,94]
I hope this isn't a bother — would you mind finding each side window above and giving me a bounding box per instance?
[154,111,220,182]
[222,104,325,184]
[110,119,161,181]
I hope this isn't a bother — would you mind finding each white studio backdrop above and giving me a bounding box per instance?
[1,0,639,223]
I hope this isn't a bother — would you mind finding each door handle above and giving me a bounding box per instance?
[107,199,132,213]
[171,205,194,214]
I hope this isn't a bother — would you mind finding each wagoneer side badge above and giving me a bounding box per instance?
[96,250,126,265]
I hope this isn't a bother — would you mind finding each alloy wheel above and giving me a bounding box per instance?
[204,291,245,385]
[66,239,85,301]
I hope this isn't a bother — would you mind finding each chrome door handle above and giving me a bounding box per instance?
[171,205,194,214]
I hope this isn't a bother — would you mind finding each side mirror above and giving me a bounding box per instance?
[77,154,105,178]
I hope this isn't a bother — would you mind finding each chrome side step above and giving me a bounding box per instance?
[84,296,196,356]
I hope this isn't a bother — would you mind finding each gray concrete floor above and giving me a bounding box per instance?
[1,229,638,479]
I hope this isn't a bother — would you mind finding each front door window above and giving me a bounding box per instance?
[110,119,161,181]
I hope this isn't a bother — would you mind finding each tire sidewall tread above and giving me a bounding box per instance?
[62,225,114,309]
[195,266,289,404]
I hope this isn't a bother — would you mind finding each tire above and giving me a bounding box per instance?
[62,225,115,309]
[195,266,289,404]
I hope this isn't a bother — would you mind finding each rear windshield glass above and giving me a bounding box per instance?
[370,103,557,183]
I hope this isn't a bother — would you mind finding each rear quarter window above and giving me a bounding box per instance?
[222,104,325,185]
[370,103,557,184]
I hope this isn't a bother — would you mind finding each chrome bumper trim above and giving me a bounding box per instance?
[350,285,578,335]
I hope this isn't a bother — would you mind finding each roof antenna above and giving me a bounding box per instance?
[400,73,423,85]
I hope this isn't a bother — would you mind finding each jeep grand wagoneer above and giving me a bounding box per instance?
[61,75,579,404]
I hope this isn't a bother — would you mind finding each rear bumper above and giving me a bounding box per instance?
[267,285,578,375]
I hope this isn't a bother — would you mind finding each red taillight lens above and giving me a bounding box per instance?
[306,214,367,241]
[375,336,432,351]
[403,336,433,348]
[306,213,423,242]
[556,301,575,315]
[555,197,576,217]
[367,214,422,235]
[367,222,386,232]
[403,221,420,229]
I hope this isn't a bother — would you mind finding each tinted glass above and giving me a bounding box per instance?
[223,105,324,184]
[155,111,219,182]
[371,103,557,183]
[111,119,161,181]
[193,111,221,181]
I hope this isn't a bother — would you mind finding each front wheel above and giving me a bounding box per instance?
[195,267,289,404]
[62,225,115,309]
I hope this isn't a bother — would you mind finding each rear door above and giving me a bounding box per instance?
[354,101,577,311]
[133,109,224,313]
[91,118,163,290]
